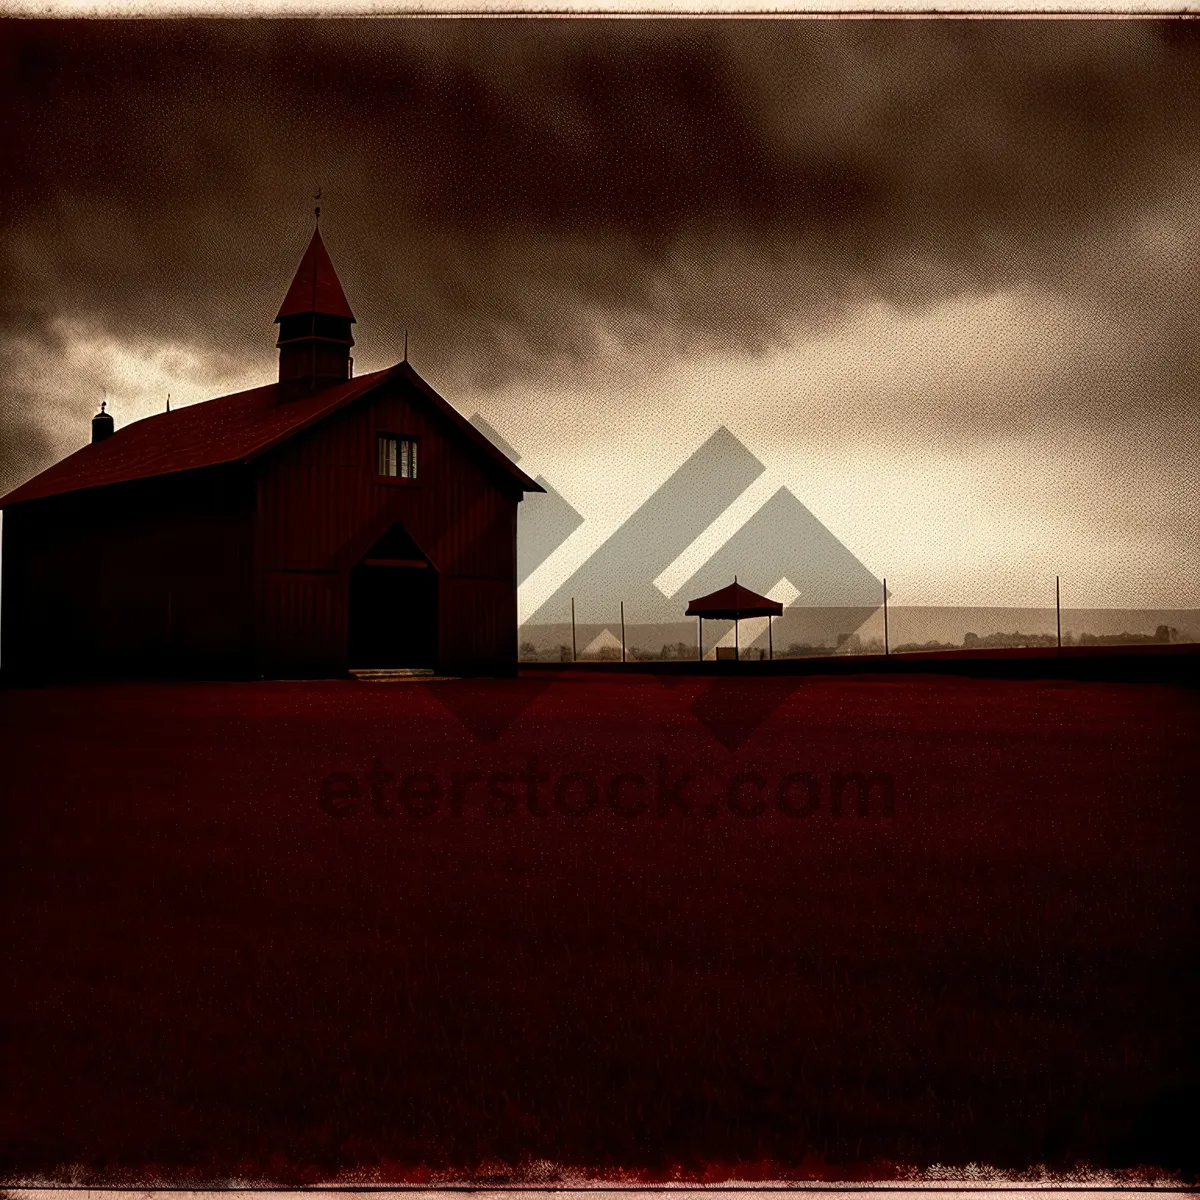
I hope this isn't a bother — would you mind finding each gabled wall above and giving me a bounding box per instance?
[254,376,520,676]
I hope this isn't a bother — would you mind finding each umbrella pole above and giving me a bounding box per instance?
[769,614,773,661]
[735,617,739,661]
[698,616,702,662]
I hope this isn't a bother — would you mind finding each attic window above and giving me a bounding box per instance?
[378,435,418,479]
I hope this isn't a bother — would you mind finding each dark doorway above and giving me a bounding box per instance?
[347,524,438,669]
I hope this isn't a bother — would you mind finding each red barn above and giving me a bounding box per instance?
[0,227,542,681]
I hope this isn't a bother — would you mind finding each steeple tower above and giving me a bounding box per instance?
[275,225,356,397]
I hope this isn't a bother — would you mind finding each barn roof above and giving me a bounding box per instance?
[0,361,543,508]
[275,227,356,322]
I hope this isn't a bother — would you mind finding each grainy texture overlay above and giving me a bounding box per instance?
[2,20,1198,608]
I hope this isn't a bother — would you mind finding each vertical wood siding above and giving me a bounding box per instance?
[2,467,256,680]
[255,377,521,675]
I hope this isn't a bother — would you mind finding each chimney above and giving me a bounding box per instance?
[92,401,114,443]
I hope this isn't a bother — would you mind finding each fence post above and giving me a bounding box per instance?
[1056,576,1061,654]
[883,577,889,656]
[620,601,626,663]
[571,597,577,663]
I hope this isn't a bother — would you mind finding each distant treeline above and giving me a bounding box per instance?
[519,625,1189,662]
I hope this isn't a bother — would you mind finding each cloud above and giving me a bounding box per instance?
[2,19,1199,502]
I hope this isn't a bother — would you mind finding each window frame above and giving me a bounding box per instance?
[375,433,421,486]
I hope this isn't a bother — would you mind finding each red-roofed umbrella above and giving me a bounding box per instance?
[685,577,784,661]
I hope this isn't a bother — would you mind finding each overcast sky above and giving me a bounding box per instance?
[2,18,1198,608]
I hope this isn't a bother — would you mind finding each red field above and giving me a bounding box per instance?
[1,669,1197,1182]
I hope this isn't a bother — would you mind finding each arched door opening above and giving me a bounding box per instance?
[347,523,438,669]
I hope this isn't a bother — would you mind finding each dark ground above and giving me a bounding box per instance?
[1,667,1197,1182]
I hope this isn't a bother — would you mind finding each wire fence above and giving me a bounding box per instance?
[519,581,1200,664]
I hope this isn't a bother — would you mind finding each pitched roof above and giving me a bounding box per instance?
[685,580,784,619]
[0,362,542,508]
[275,227,356,322]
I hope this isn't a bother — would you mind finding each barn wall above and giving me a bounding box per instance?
[254,378,521,676]
[1,467,256,680]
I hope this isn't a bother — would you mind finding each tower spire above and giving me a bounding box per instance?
[275,223,355,398]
